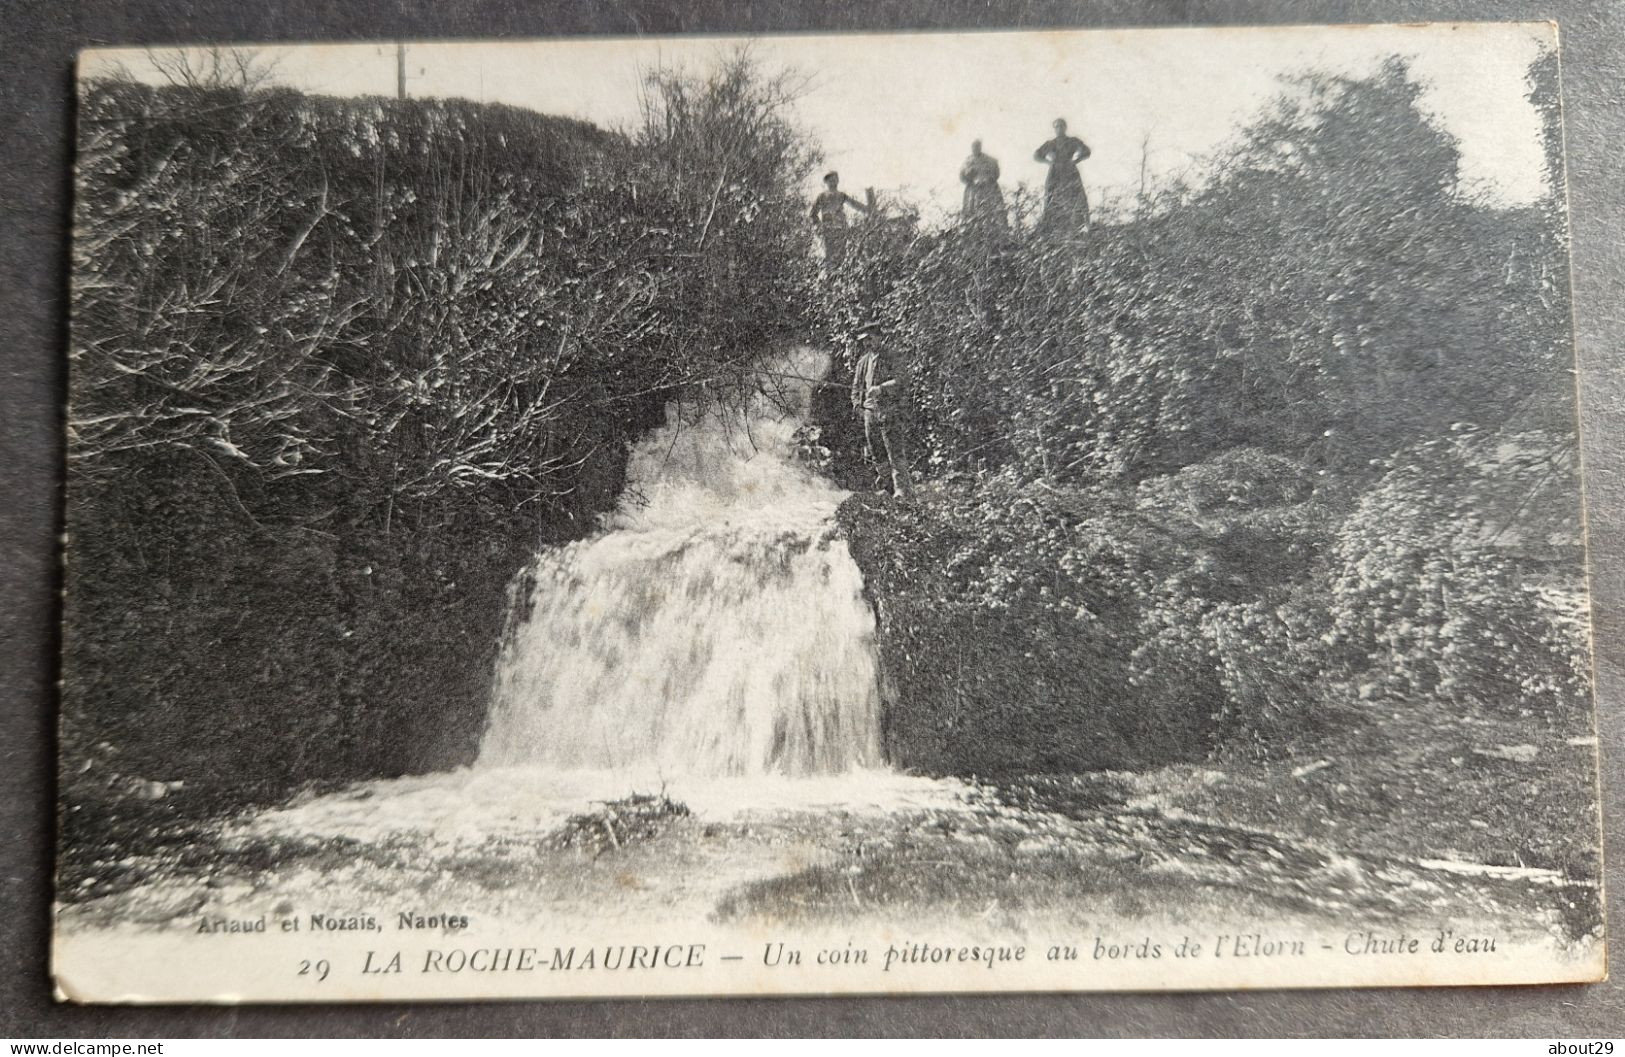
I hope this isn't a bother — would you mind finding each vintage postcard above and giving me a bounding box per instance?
[55,22,1604,1003]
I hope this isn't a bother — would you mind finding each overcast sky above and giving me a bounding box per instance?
[83,23,1556,219]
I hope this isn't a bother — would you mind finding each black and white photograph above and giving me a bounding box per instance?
[53,23,1605,1002]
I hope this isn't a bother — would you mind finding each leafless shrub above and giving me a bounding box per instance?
[147,46,281,91]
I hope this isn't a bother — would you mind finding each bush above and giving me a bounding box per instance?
[1321,430,1589,718]
[840,475,1220,774]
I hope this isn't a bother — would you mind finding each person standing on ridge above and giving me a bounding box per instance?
[850,330,910,497]
[1034,118,1091,234]
[959,139,1008,231]
[810,171,871,265]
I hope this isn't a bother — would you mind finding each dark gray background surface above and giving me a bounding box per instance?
[3,0,1620,1038]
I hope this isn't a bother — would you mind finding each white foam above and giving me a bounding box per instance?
[480,348,884,777]
[247,766,972,848]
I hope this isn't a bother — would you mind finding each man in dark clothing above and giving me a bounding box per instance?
[810,171,870,265]
[1034,118,1091,234]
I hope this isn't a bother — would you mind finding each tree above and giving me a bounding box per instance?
[631,48,823,373]
[145,46,281,92]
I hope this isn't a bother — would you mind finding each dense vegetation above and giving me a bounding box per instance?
[820,58,1592,803]
[62,49,1596,892]
[63,58,817,820]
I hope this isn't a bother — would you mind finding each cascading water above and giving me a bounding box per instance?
[478,348,883,778]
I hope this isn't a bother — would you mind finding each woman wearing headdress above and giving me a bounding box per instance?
[959,139,1007,231]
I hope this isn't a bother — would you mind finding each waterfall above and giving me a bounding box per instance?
[478,348,884,777]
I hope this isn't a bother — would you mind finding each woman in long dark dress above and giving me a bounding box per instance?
[1033,118,1091,233]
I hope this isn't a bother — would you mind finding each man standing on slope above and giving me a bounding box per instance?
[1034,118,1091,234]
[850,329,910,497]
[810,171,872,265]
